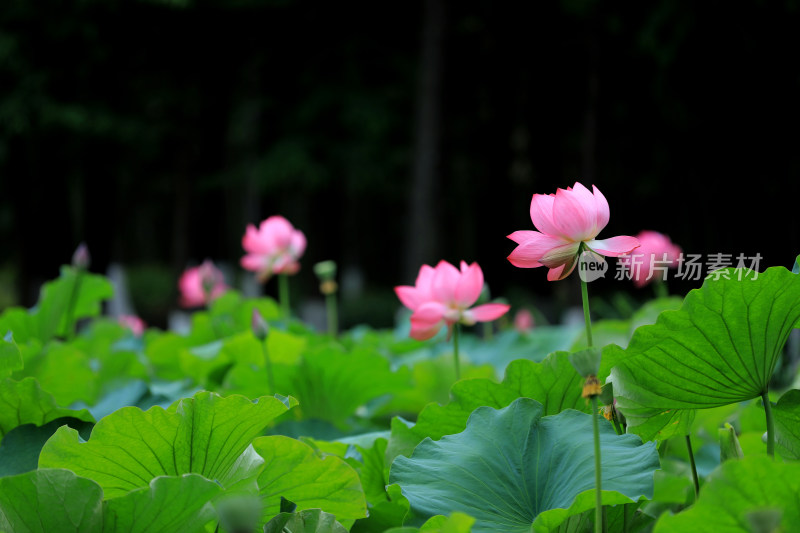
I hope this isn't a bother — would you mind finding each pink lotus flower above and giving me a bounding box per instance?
[514,309,535,333]
[119,314,146,336]
[179,260,228,308]
[507,182,640,281]
[395,260,510,341]
[241,216,307,282]
[618,230,682,287]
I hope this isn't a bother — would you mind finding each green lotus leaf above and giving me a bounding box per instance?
[34,266,114,342]
[383,512,476,533]
[253,435,367,523]
[39,391,296,497]
[0,332,22,377]
[21,343,99,406]
[103,474,221,532]
[0,377,94,439]
[608,266,800,440]
[653,455,800,532]
[0,468,103,532]
[0,308,36,346]
[572,297,683,352]
[393,351,589,460]
[263,508,349,533]
[285,346,411,428]
[0,417,93,477]
[774,388,800,460]
[390,398,659,533]
[347,438,410,532]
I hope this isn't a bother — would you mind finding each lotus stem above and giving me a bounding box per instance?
[579,267,602,533]
[453,323,461,380]
[580,277,593,348]
[261,338,275,393]
[611,412,624,436]
[622,503,629,533]
[278,274,290,319]
[654,280,669,299]
[762,390,774,458]
[685,434,700,500]
[62,268,84,340]
[326,292,338,337]
[591,395,602,533]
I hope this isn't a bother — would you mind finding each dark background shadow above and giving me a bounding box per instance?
[1,0,798,327]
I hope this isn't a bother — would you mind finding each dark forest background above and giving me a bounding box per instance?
[1,0,799,328]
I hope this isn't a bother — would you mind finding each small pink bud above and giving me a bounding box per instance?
[72,242,90,270]
[251,308,269,341]
[119,314,146,337]
[514,309,535,333]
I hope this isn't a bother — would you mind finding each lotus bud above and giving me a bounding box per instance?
[314,260,338,295]
[251,308,269,341]
[72,242,90,270]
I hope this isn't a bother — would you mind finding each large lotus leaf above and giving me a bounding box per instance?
[572,297,684,353]
[608,267,800,440]
[0,468,103,532]
[285,346,411,428]
[774,388,800,460]
[71,320,149,397]
[384,512,476,533]
[144,332,192,381]
[390,398,659,533]
[389,351,589,461]
[380,354,496,417]
[102,474,221,532]
[0,333,22,377]
[0,307,36,345]
[253,435,367,523]
[0,377,94,439]
[654,455,800,532]
[263,508,349,533]
[347,438,410,532]
[19,343,99,406]
[209,291,282,328]
[457,325,579,372]
[39,391,296,497]
[0,417,93,477]
[34,266,114,342]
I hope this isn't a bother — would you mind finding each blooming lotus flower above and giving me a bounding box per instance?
[118,314,146,337]
[618,230,682,287]
[179,260,228,308]
[507,182,640,281]
[395,260,510,341]
[241,216,307,282]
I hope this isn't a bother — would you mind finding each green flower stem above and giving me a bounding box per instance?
[580,266,601,533]
[611,413,624,436]
[261,338,275,393]
[580,277,593,348]
[685,434,700,500]
[622,503,629,533]
[278,274,290,319]
[654,280,669,299]
[62,268,84,340]
[591,395,603,533]
[326,292,338,337]
[453,323,461,380]
[762,390,774,458]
